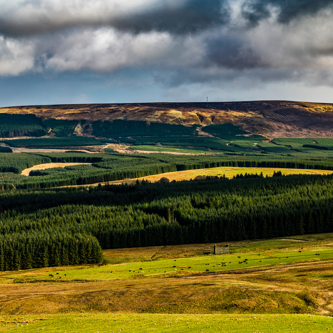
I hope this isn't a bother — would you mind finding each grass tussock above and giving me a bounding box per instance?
[144,288,317,315]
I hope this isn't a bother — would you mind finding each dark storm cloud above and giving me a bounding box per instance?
[0,0,230,37]
[1,0,333,92]
[2,0,330,38]
[112,0,230,34]
[204,34,265,69]
[242,0,333,26]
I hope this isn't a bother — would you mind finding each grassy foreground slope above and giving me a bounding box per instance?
[0,313,332,333]
[1,233,333,316]
[8,240,333,282]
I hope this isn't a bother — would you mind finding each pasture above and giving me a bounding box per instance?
[0,313,332,332]
[1,234,333,317]
[4,233,333,283]
[7,243,333,283]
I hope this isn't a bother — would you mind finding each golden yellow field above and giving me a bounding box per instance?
[21,163,91,176]
[133,166,333,183]
[53,166,333,187]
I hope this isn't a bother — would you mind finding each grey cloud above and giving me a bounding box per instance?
[0,0,230,37]
[242,0,333,26]
[154,65,333,90]
[112,0,230,34]
[1,0,333,92]
[204,34,265,69]
[0,37,35,76]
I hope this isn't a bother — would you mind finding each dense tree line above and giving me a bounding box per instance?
[6,137,108,148]
[0,114,47,138]
[0,232,103,271]
[1,173,333,270]
[91,119,198,138]
[0,154,51,174]
[0,147,12,153]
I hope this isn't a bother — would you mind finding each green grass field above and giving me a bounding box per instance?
[3,233,333,285]
[7,246,333,283]
[100,233,333,263]
[1,234,333,329]
[0,313,332,332]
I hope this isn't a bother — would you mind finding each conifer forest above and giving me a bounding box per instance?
[1,155,333,270]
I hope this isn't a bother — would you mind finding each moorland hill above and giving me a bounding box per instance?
[1,100,333,138]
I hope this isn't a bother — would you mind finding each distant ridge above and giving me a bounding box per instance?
[1,100,333,138]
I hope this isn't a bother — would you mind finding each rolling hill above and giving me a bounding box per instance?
[1,100,333,139]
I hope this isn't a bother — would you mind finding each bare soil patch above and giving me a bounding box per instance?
[196,126,215,137]
[21,163,91,176]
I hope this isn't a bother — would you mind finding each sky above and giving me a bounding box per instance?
[1,0,333,107]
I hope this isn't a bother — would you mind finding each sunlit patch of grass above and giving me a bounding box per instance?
[0,313,332,333]
[1,234,333,316]
[134,166,333,183]
[6,245,333,283]
[2,233,333,284]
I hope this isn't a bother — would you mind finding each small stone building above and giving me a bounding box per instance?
[214,244,230,255]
